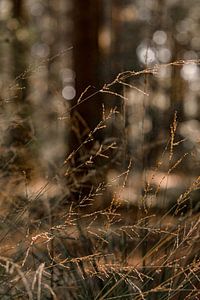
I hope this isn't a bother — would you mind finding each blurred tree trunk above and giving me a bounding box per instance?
[71,0,103,148]
[168,4,186,124]
[68,1,126,203]
[5,0,33,176]
[12,0,29,113]
[69,1,121,202]
[71,0,126,153]
[67,0,103,200]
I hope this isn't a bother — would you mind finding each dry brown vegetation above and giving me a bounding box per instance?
[0,56,199,300]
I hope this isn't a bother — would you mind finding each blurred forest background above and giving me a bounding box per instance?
[0,0,199,210]
[0,0,200,299]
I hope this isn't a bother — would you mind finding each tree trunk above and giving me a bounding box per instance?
[71,0,103,147]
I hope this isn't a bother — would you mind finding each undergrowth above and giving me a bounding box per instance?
[0,59,199,299]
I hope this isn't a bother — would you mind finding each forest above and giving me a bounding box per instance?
[0,0,199,299]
